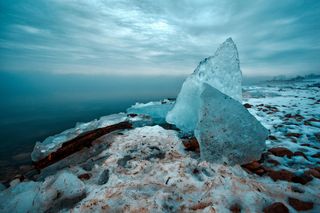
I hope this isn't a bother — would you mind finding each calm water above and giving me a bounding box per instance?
[0,71,185,181]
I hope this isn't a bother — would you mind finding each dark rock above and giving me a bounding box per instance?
[305,169,320,179]
[159,123,180,131]
[243,103,252,108]
[78,173,91,180]
[255,169,266,176]
[312,153,320,158]
[291,186,304,193]
[117,155,133,168]
[314,167,320,173]
[182,137,200,152]
[268,135,278,141]
[284,114,304,122]
[241,161,268,176]
[268,147,293,158]
[241,161,261,171]
[230,203,241,213]
[293,151,308,160]
[144,146,166,160]
[98,169,109,185]
[285,132,302,138]
[127,113,137,117]
[291,174,313,185]
[288,197,313,211]
[267,159,280,166]
[263,202,289,213]
[267,169,294,182]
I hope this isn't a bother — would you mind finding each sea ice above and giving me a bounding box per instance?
[127,99,174,124]
[31,113,128,161]
[194,84,268,165]
[166,38,242,133]
[0,171,85,213]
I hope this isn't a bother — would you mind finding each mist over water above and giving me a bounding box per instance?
[0,71,187,179]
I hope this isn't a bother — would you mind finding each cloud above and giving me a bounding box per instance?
[0,0,319,76]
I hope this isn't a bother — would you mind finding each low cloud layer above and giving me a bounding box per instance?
[0,0,319,76]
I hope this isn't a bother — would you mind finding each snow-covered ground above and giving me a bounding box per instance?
[0,78,319,212]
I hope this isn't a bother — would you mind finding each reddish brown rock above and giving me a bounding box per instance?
[255,169,266,176]
[268,147,293,158]
[182,137,200,152]
[264,105,279,113]
[291,174,313,185]
[285,132,302,138]
[189,201,213,211]
[284,114,304,122]
[241,161,267,176]
[293,151,308,160]
[78,173,91,180]
[288,197,314,211]
[305,169,320,179]
[242,161,261,171]
[267,159,280,166]
[263,202,289,213]
[314,167,320,173]
[267,169,294,182]
[33,121,132,170]
[230,203,241,213]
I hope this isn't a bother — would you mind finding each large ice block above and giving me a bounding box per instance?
[166,38,242,133]
[195,84,268,165]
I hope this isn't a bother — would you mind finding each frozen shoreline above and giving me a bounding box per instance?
[1,77,320,212]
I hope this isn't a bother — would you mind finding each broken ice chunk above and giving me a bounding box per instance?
[31,113,128,161]
[194,84,268,165]
[166,38,242,133]
[127,99,174,124]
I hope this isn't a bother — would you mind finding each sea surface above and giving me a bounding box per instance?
[0,71,185,181]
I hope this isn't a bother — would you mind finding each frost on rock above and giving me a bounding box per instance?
[166,38,242,133]
[127,99,174,124]
[31,113,128,162]
[195,84,268,165]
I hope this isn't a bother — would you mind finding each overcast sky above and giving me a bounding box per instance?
[0,0,319,76]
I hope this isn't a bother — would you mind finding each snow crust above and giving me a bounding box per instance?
[166,38,242,133]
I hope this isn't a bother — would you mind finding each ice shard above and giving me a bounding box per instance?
[166,38,242,133]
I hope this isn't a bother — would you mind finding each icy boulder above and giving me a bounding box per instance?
[195,84,268,165]
[166,38,242,133]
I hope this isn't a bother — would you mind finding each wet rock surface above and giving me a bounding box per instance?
[263,202,289,213]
